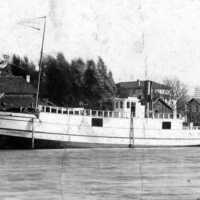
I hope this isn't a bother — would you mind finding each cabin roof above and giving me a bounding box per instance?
[188,98,200,105]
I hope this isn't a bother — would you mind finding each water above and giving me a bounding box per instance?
[0,148,200,200]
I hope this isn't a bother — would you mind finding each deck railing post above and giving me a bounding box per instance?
[32,118,35,149]
[129,113,134,148]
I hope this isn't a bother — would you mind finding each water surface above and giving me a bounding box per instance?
[0,148,200,200]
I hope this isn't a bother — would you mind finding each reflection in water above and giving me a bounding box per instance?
[0,148,200,200]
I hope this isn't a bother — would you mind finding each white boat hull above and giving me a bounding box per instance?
[0,111,200,148]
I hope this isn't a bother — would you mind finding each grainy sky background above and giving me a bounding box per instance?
[1,0,200,88]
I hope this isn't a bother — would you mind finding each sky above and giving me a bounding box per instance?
[1,0,200,88]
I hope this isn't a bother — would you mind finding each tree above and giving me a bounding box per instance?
[83,60,102,108]
[8,53,116,109]
[96,57,116,99]
[70,58,86,106]
[163,77,189,114]
[42,54,73,106]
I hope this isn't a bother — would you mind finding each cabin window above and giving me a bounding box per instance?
[92,118,103,127]
[75,111,79,115]
[162,121,171,129]
[116,102,119,108]
[69,110,73,114]
[120,101,123,108]
[63,110,68,114]
[127,102,130,108]
[131,102,136,117]
[98,111,103,117]
[51,108,57,113]
[92,110,96,116]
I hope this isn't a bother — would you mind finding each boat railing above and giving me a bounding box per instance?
[189,126,200,130]
[183,126,200,130]
[38,105,129,118]
[153,113,182,119]
[38,105,182,120]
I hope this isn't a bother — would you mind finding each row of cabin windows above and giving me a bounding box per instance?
[115,101,135,109]
[115,101,123,108]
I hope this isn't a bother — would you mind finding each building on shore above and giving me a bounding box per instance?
[115,80,174,117]
[187,98,200,126]
[0,64,36,111]
[116,80,171,100]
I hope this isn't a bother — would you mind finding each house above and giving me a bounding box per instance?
[0,76,37,111]
[187,98,200,126]
[0,65,37,111]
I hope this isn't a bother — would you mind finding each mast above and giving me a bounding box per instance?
[35,16,46,111]
[139,0,149,117]
[139,1,151,118]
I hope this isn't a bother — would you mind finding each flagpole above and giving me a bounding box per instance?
[35,16,46,111]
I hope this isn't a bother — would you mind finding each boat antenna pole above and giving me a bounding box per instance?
[35,16,46,111]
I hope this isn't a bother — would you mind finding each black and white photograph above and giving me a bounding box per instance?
[0,0,200,199]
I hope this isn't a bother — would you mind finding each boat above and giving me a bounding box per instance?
[1,17,200,149]
[0,90,199,149]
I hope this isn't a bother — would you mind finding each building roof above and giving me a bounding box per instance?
[188,98,200,105]
[0,76,36,94]
[116,80,171,90]
[116,80,171,98]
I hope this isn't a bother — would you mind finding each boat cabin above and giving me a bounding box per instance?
[113,97,145,118]
[113,95,180,120]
